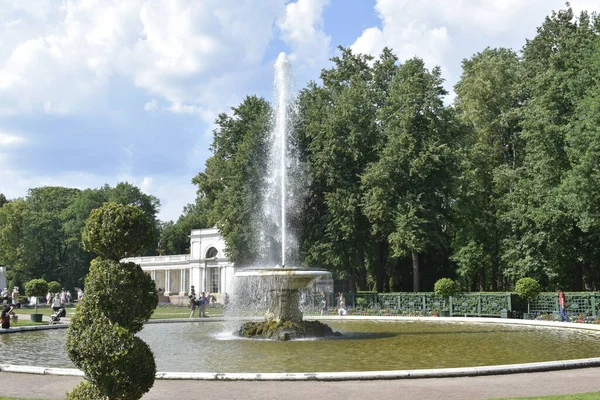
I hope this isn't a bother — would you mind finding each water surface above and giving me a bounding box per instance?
[1,320,599,373]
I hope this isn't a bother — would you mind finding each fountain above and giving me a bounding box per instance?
[233,53,337,340]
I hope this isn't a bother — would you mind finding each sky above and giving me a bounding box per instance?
[1,0,599,222]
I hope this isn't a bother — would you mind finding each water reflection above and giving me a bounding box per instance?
[1,320,599,373]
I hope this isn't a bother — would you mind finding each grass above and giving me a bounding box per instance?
[5,319,47,327]
[498,393,600,400]
[15,304,224,319]
[150,306,223,319]
[13,306,74,316]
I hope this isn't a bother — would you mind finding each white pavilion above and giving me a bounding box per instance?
[122,228,234,304]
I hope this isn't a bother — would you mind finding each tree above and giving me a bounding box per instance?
[502,8,600,289]
[451,47,523,290]
[298,47,382,290]
[47,281,62,295]
[363,58,455,292]
[0,198,32,288]
[192,95,271,265]
[25,278,48,315]
[159,200,210,255]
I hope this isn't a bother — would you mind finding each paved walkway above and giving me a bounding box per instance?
[2,367,600,400]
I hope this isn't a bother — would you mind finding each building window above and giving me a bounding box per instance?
[209,267,220,293]
[206,247,218,258]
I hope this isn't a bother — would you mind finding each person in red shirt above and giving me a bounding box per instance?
[556,288,569,322]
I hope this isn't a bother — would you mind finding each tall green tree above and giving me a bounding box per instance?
[192,95,271,264]
[502,8,599,289]
[298,47,380,290]
[362,58,455,292]
[451,47,523,290]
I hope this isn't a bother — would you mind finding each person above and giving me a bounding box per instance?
[199,292,207,318]
[1,287,8,303]
[52,293,63,312]
[321,292,327,316]
[557,288,569,322]
[1,305,14,329]
[11,287,19,305]
[338,293,346,316]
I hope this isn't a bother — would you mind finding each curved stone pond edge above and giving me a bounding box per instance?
[2,316,600,381]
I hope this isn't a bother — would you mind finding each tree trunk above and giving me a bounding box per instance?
[412,250,420,292]
[376,240,387,292]
[357,248,367,291]
[574,263,583,291]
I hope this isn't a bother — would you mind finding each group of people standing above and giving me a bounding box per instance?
[1,287,19,305]
[188,286,209,318]
[319,292,347,316]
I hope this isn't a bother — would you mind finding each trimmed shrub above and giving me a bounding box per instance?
[47,281,61,294]
[67,203,158,400]
[81,259,157,333]
[25,278,48,313]
[515,277,542,300]
[82,202,153,261]
[434,278,458,298]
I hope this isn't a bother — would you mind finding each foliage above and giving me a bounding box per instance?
[0,183,159,291]
[515,277,542,300]
[82,259,157,332]
[192,96,271,265]
[67,204,158,400]
[25,278,48,314]
[82,202,154,262]
[24,278,48,298]
[47,281,61,294]
[434,278,458,298]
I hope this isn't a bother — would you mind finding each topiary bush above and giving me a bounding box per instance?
[434,278,458,298]
[66,203,157,400]
[47,281,61,295]
[25,278,48,314]
[82,202,153,261]
[515,277,542,300]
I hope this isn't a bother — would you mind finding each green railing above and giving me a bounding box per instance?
[529,292,600,319]
[304,292,512,317]
[304,291,600,319]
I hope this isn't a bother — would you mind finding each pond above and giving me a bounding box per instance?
[1,320,599,373]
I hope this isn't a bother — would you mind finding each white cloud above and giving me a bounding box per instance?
[0,131,27,146]
[144,100,158,111]
[277,0,331,69]
[0,0,286,121]
[351,0,599,94]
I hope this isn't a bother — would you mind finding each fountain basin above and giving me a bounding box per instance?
[3,318,600,376]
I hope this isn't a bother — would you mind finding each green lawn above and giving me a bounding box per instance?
[6,319,48,327]
[150,306,223,319]
[14,306,75,316]
[499,394,600,400]
[14,305,223,320]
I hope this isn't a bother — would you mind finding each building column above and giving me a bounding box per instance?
[179,268,186,295]
[165,270,171,296]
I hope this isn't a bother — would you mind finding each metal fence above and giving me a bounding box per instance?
[529,292,600,319]
[302,291,600,319]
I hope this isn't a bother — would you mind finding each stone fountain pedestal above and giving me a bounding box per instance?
[234,267,340,341]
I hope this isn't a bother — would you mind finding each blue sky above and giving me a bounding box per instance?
[1,0,598,221]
